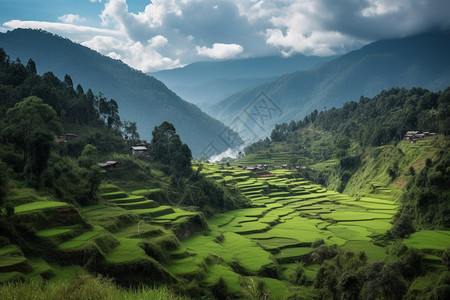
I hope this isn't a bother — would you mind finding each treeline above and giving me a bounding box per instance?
[0,47,133,204]
[268,87,449,146]
[0,47,247,214]
[0,47,141,154]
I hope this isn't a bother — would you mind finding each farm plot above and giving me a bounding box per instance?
[404,230,450,251]
[151,163,402,296]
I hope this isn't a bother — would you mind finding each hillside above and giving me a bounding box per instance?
[149,55,334,107]
[210,31,450,139]
[242,86,450,230]
[1,32,449,300]
[0,29,238,157]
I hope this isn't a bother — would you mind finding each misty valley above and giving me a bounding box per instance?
[0,28,450,300]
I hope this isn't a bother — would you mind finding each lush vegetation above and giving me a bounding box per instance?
[0,28,239,157]
[0,48,247,298]
[245,87,450,230]
[0,45,449,299]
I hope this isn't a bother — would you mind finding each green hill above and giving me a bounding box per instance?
[0,29,240,157]
[210,31,450,139]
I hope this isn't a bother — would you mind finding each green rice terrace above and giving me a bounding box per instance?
[1,163,449,299]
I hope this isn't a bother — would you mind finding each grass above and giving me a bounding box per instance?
[341,240,387,261]
[327,224,373,241]
[105,237,147,263]
[322,210,393,222]
[256,237,302,250]
[153,208,199,221]
[0,245,21,256]
[404,230,450,251]
[203,264,241,295]
[14,201,69,213]
[35,227,73,238]
[57,226,103,250]
[274,247,313,260]
[0,274,190,300]
[114,222,164,238]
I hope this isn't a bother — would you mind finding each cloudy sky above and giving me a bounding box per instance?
[1,0,449,72]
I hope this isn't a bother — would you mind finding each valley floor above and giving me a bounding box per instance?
[1,162,449,299]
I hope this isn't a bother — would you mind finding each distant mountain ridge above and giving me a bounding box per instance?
[0,29,238,157]
[209,31,450,142]
[148,55,335,106]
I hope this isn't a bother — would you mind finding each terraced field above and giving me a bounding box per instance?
[168,163,448,298]
[2,163,449,298]
[1,184,206,285]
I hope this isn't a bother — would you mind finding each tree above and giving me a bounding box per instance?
[149,121,176,164]
[123,121,140,140]
[3,96,62,154]
[3,96,62,184]
[78,144,98,168]
[149,122,192,177]
[24,130,54,186]
[335,136,351,158]
[26,58,37,75]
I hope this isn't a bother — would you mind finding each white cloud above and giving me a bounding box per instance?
[196,43,244,59]
[58,14,86,24]
[82,34,181,72]
[3,19,124,42]
[3,0,450,71]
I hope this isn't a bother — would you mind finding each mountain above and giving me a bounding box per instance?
[0,29,237,157]
[209,31,450,144]
[148,55,335,107]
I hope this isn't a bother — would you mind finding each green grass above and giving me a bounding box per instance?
[130,206,174,218]
[0,245,21,256]
[14,201,69,213]
[202,264,241,295]
[35,227,73,238]
[327,224,372,241]
[322,210,393,222]
[404,230,450,251]
[256,237,302,250]
[131,188,162,196]
[274,247,313,260]
[105,237,147,263]
[114,222,164,239]
[0,274,190,300]
[341,241,387,261]
[80,205,128,218]
[57,226,103,250]
[153,208,198,221]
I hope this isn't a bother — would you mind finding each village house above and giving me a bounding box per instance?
[130,145,148,156]
[404,131,436,143]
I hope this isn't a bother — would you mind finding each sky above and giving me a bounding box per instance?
[1,0,449,73]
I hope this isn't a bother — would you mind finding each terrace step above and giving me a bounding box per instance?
[107,195,146,204]
[98,184,122,194]
[132,206,175,219]
[114,222,165,239]
[0,245,33,274]
[100,191,128,200]
[116,199,160,210]
[34,225,88,247]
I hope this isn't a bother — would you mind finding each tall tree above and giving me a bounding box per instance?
[3,96,62,184]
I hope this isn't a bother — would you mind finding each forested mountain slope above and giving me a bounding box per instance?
[244,87,450,230]
[0,29,237,157]
[149,55,334,106]
[211,31,450,138]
